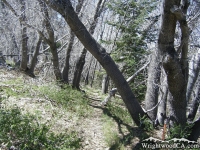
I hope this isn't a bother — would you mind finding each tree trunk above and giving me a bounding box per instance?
[50,43,62,80]
[62,0,84,83]
[84,56,93,85]
[2,0,28,71]
[72,49,86,89]
[102,74,110,94]
[187,77,200,122]
[29,35,42,74]
[44,0,145,126]
[158,0,188,125]
[19,0,28,71]
[38,0,62,81]
[188,118,200,141]
[186,53,200,102]
[72,0,106,89]
[156,69,168,126]
[145,51,161,121]
[62,31,75,83]
[90,59,98,87]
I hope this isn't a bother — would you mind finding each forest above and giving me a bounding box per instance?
[0,0,200,149]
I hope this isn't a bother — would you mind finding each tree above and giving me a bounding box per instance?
[61,0,85,83]
[72,0,106,89]
[158,0,190,125]
[43,0,145,126]
[107,0,158,103]
[37,0,62,80]
[2,0,29,71]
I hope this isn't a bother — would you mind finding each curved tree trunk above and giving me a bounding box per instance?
[44,0,145,126]
[158,0,190,125]
[38,0,62,81]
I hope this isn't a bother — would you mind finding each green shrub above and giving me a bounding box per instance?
[106,103,133,125]
[167,123,194,139]
[0,107,81,150]
[38,84,91,117]
[139,114,153,132]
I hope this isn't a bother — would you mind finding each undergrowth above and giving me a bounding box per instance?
[38,84,92,117]
[0,106,81,150]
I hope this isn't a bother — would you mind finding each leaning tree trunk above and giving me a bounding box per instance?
[38,0,62,80]
[72,0,106,89]
[158,0,190,125]
[145,51,161,121]
[29,35,42,75]
[44,0,145,126]
[62,0,85,83]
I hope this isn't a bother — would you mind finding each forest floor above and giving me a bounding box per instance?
[0,68,199,150]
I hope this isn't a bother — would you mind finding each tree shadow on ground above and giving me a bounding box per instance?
[88,100,149,150]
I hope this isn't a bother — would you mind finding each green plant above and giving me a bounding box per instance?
[0,106,81,149]
[102,115,121,148]
[104,0,158,101]
[139,114,153,132]
[167,123,194,139]
[38,84,92,117]
[106,103,133,125]
[5,60,15,67]
[1,78,34,98]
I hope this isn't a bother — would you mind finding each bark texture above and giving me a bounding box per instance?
[44,0,145,126]
[19,0,28,71]
[102,74,110,94]
[186,53,200,102]
[29,35,42,74]
[145,51,161,121]
[156,69,168,126]
[188,118,200,141]
[187,77,200,122]
[158,0,188,124]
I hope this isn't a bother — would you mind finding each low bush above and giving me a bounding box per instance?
[0,107,81,150]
